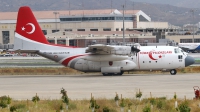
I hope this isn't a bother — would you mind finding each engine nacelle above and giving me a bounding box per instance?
[113,46,131,55]
[113,46,140,55]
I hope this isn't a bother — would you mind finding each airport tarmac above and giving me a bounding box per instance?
[0,73,199,100]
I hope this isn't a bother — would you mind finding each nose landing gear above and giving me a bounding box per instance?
[170,69,177,75]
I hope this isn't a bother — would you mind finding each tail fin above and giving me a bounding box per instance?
[14,6,50,52]
[15,6,49,44]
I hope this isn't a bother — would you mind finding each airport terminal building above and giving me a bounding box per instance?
[0,8,198,48]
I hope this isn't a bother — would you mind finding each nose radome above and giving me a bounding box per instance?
[185,56,195,67]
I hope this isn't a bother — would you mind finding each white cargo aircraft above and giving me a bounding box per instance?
[13,6,195,76]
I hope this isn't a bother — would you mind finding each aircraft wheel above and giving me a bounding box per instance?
[102,73,112,76]
[102,73,108,76]
[170,69,177,75]
[120,71,124,75]
[102,72,124,76]
[117,71,124,75]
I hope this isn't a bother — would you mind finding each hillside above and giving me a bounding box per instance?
[0,0,199,26]
[132,0,200,8]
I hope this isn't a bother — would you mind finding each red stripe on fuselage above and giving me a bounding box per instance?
[49,43,79,48]
[138,46,140,69]
[61,54,87,66]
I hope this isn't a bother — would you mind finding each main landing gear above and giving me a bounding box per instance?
[102,71,124,76]
[170,69,177,75]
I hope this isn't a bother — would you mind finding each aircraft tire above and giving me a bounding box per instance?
[102,73,108,76]
[102,72,123,76]
[102,73,112,76]
[121,71,124,75]
[117,71,123,75]
[170,69,177,75]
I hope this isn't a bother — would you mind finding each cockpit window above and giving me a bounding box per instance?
[174,48,181,53]
[179,48,187,55]
[179,49,184,53]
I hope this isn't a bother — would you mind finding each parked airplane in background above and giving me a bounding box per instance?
[179,43,200,53]
[13,6,195,76]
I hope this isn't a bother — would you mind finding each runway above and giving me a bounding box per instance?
[0,73,199,100]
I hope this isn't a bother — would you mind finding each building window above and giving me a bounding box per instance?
[195,39,200,42]
[65,29,72,31]
[2,31,9,44]
[77,29,85,31]
[57,40,66,45]
[60,16,118,22]
[52,30,59,33]
[180,39,193,43]
[42,30,47,35]
[116,28,119,31]
[181,38,200,43]
[69,40,77,46]
[47,40,55,44]
[103,28,111,31]
[90,29,98,31]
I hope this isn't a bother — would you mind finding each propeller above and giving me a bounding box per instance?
[131,46,140,53]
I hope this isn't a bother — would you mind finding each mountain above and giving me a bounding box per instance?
[131,0,200,8]
[0,0,199,26]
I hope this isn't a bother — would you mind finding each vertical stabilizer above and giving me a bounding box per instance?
[14,6,50,52]
[16,6,49,44]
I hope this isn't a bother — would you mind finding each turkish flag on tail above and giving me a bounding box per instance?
[16,6,49,44]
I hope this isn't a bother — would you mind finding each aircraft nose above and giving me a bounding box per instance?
[185,56,195,67]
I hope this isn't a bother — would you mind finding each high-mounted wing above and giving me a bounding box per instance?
[85,44,140,55]
[85,44,114,54]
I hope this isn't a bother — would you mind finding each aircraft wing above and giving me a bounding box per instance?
[85,44,140,55]
[85,44,115,54]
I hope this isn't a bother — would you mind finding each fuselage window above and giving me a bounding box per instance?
[143,61,145,63]
[149,61,151,63]
[178,55,183,59]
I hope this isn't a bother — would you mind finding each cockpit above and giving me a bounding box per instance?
[174,48,181,53]
[174,48,187,55]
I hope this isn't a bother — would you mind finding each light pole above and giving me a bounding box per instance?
[53,12,59,32]
[79,0,84,16]
[111,0,112,12]
[190,9,196,43]
[68,0,70,15]
[82,0,84,16]
[122,5,125,45]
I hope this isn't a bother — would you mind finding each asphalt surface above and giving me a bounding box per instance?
[0,73,199,100]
